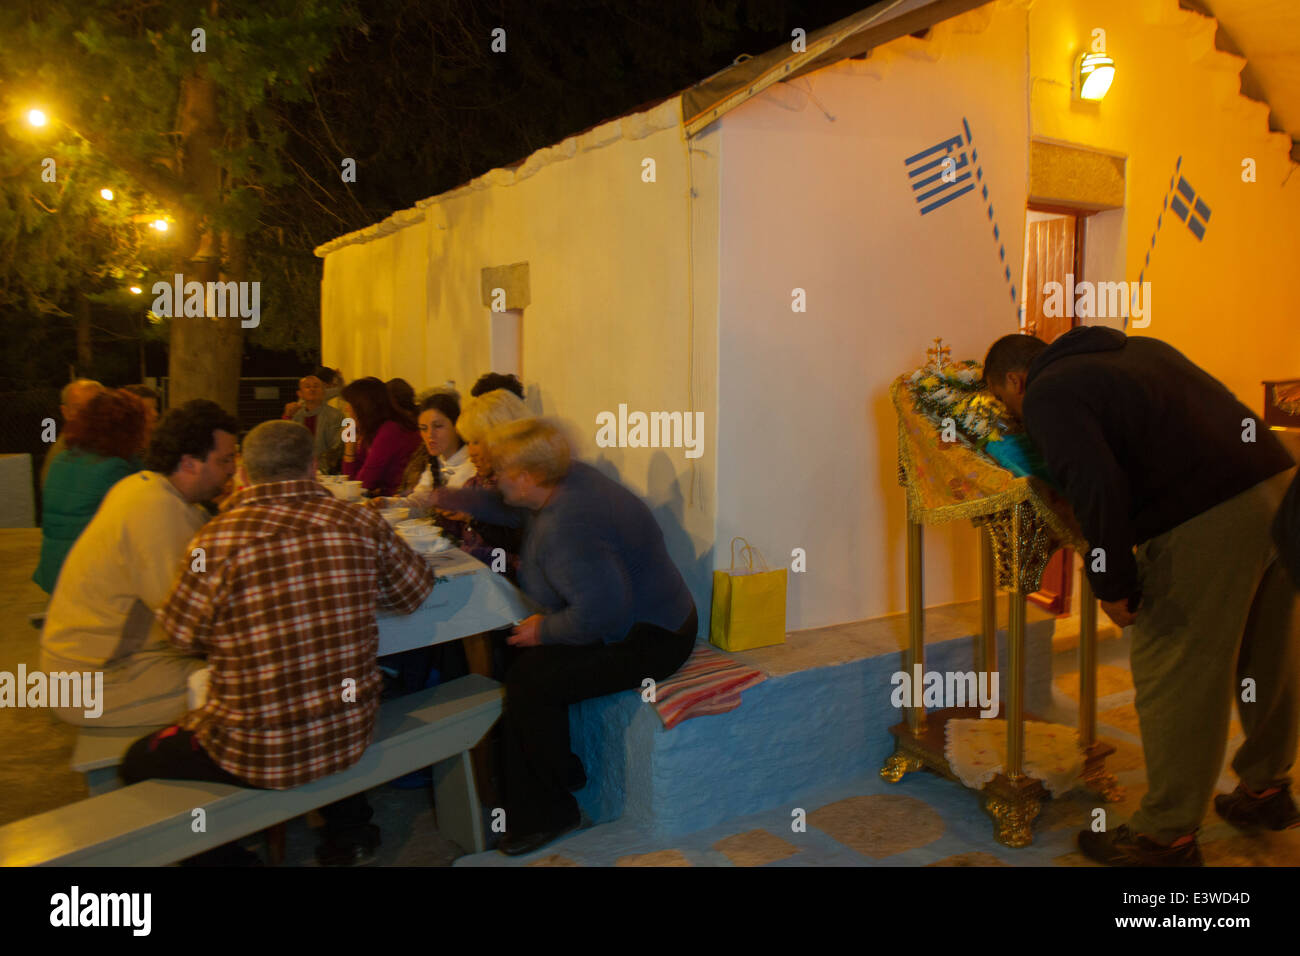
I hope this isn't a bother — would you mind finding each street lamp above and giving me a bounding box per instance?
[25,108,48,127]
[100,188,114,201]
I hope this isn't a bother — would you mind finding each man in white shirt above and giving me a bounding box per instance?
[40,400,240,726]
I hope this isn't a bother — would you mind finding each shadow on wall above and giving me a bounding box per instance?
[592,450,713,639]
[524,384,544,417]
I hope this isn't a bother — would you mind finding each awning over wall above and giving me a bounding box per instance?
[681,0,991,137]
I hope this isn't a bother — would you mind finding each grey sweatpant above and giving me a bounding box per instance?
[1127,467,1300,842]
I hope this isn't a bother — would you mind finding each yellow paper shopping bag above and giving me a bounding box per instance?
[710,537,787,651]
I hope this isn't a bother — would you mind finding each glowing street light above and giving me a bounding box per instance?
[129,286,142,295]
[151,219,169,232]
[100,188,114,201]
[26,109,48,127]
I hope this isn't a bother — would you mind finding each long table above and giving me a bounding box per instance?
[377,549,539,657]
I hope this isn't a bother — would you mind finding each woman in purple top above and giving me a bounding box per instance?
[339,377,421,497]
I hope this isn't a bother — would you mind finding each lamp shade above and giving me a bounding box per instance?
[1077,52,1115,101]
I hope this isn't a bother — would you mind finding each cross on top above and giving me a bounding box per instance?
[926,337,952,369]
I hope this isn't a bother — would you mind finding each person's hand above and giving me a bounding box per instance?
[283,400,303,418]
[507,614,544,647]
[1099,597,1138,629]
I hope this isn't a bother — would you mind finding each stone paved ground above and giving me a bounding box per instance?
[459,633,1300,867]
[5,528,1298,867]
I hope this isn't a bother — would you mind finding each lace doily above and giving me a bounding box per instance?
[944,718,1084,796]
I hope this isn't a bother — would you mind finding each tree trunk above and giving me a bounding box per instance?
[166,67,242,418]
[73,288,92,373]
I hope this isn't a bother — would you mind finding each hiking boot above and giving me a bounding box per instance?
[1077,825,1203,867]
[1215,781,1300,831]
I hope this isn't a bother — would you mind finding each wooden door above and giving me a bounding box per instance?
[1024,214,1076,343]
[1023,210,1080,614]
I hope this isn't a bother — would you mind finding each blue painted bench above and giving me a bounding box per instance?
[568,617,1055,838]
[0,674,501,865]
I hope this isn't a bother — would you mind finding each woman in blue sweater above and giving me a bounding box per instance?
[34,389,149,593]
[434,418,697,856]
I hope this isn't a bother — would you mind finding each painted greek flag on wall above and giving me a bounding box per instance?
[1169,175,1211,241]
[904,121,975,216]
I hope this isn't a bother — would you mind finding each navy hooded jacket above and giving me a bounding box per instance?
[1022,327,1293,605]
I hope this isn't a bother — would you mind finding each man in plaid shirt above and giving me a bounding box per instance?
[122,419,435,865]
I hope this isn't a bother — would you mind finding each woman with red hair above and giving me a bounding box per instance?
[34,389,150,593]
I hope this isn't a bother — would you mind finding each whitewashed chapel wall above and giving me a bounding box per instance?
[714,4,1031,629]
[715,0,1300,630]
[1029,0,1300,407]
[320,101,722,621]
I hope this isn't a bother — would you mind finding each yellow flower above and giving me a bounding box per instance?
[920,376,940,388]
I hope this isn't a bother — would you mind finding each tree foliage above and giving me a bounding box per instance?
[0,0,871,388]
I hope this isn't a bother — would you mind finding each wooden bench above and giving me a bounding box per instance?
[0,673,502,866]
[71,724,167,795]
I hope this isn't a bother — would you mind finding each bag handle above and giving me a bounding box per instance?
[728,536,771,573]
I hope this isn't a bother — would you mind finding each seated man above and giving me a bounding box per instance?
[435,418,698,856]
[281,373,344,472]
[121,419,436,866]
[39,400,238,726]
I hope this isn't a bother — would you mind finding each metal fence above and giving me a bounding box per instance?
[157,376,300,433]
[0,387,62,517]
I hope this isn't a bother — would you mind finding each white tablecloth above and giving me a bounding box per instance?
[376,549,539,657]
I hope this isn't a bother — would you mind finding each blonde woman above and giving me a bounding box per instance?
[436,388,530,562]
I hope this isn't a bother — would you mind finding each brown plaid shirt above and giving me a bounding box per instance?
[160,479,435,789]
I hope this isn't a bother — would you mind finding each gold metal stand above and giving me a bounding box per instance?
[880,508,1117,845]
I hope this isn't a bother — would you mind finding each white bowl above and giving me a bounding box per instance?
[339,480,363,500]
[395,518,435,533]
[381,507,410,525]
[405,534,453,554]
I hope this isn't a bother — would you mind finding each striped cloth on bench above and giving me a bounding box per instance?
[651,642,766,730]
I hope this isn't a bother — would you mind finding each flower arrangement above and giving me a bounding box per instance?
[907,358,1009,453]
